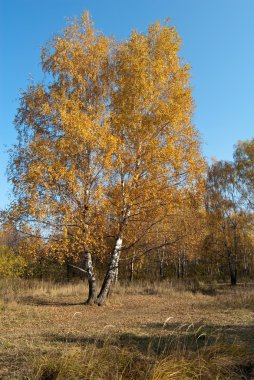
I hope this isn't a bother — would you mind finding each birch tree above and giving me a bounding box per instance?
[205,161,245,285]
[234,139,254,208]
[8,12,204,305]
[8,13,114,304]
[96,22,205,304]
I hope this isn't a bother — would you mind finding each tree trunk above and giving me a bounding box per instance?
[243,252,250,276]
[96,235,123,306]
[114,266,119,285]
[84,251,97,305]
[159,244,165,280]
[226,246,236,286]
[129,255,135,282]
[65,257,71,282]
[159,259,164,280]
[232,227,238,286]
[181,255,185,279]
[176,258,181,279]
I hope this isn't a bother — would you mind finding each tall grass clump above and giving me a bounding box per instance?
[33,346,151,380]
[32,322,253,380]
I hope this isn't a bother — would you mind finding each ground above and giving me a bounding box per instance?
[0,280,254,379]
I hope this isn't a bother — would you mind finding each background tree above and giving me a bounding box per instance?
[205,161,245,285]
[234,138,254,208]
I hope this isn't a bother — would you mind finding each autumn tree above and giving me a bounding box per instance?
[0,221,22,250]
[205,161,247,285]
[149,200,205,281]
[8,13,114,304]
[95,22,205,304]
[234,139,254,208]
[8,12,204,305]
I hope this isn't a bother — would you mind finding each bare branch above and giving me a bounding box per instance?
[68,264,87,273]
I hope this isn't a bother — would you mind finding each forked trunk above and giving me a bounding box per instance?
[84,251,97,305]
[96,236,123,306]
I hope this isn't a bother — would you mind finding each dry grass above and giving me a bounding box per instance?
[0,279,254,379]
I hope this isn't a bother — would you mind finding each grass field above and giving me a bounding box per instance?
[0,279,254,379]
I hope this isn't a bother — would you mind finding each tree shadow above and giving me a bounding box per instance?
[144,321,254,353]
[44,322,254,356]
[18,296,85,307]
[117,327,216,355]
[44,333,104,347]
[44,331,185,356]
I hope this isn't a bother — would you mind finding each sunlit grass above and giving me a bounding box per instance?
[0,279,254,379]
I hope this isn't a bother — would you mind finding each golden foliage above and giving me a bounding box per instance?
[8,12,205,263]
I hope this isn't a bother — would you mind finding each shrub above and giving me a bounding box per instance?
[0,245,27,278]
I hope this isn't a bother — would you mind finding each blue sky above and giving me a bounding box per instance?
[1,0,254,209]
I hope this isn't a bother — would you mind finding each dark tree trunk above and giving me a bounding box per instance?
[233,227,238,286]
[65,257,71,282]
[230,272,237,286]
[176,258,181,279]
[226,246,237,286]
[223,225,237,286]
[159,259,164,280]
